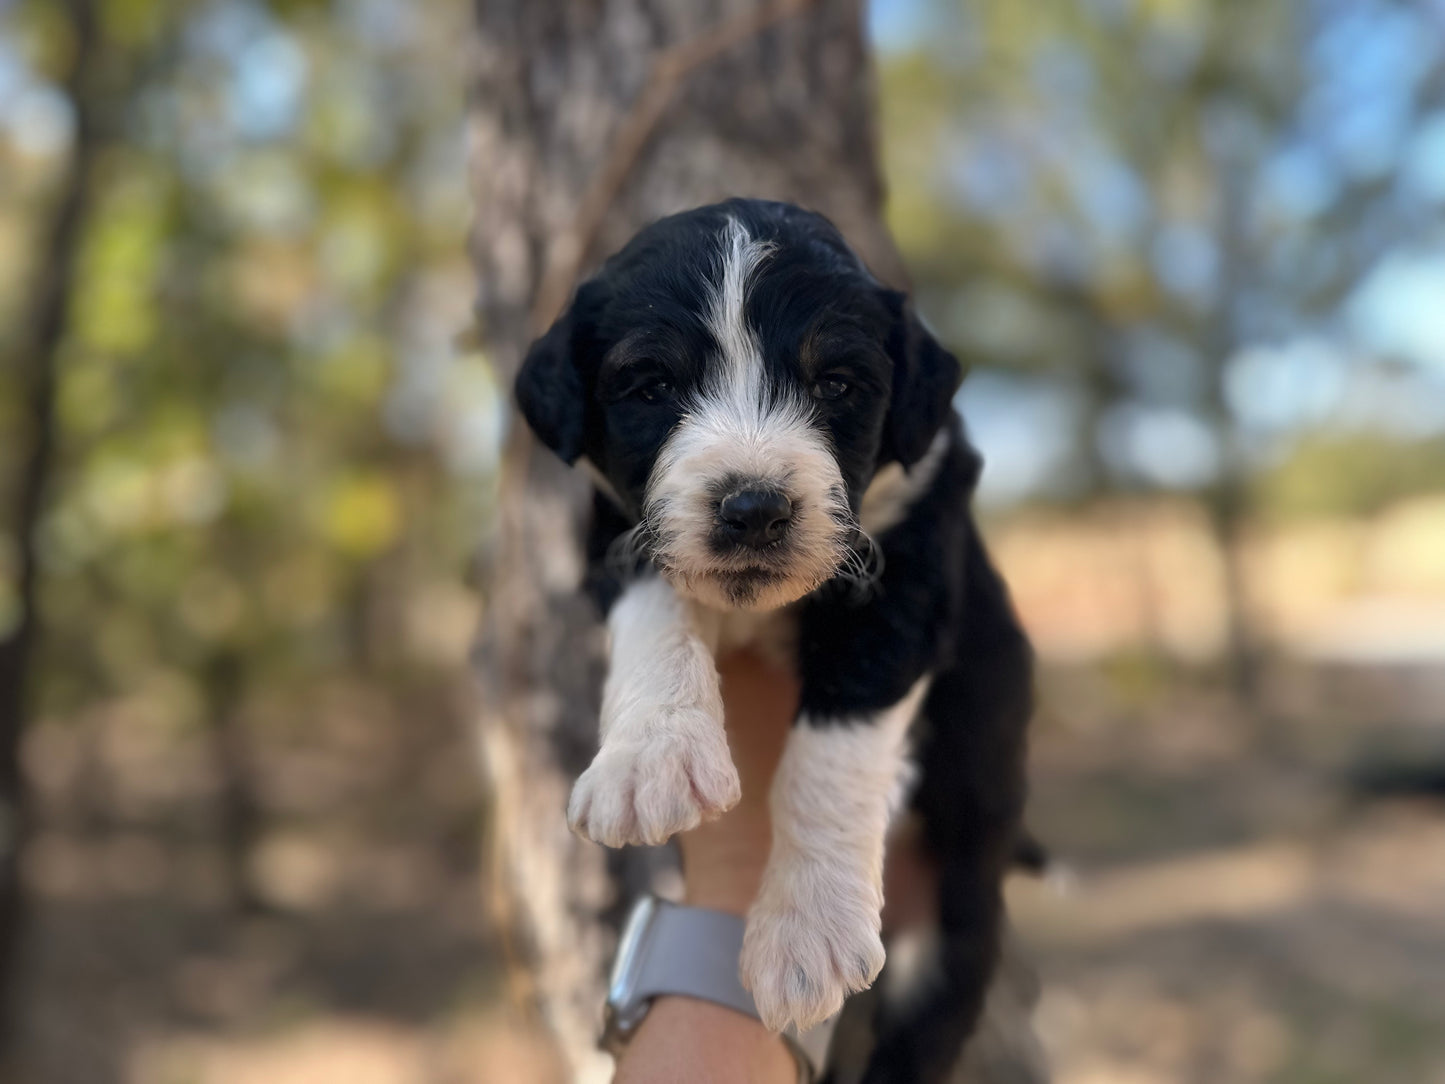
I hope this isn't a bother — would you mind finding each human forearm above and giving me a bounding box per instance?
[613,651,799,1084]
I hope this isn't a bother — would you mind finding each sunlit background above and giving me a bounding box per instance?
[1,0,1443,1081]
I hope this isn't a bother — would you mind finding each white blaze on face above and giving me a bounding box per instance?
[644,219,850,613]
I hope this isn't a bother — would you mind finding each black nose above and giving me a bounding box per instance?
[716,488,793,549]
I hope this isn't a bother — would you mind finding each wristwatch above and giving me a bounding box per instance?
[601,896,818,1082]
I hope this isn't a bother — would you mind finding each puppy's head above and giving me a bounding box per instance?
[516,199,960,612]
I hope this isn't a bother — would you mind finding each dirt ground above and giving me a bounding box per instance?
[1015,660,1445,1084]
[8,652,1444,1083]
[10,674,561,1084]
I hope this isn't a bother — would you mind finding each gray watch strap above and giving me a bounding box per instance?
[613,898,758,1021]
[603,897,817,1082]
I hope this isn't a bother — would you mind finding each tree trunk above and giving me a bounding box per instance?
[1201,157,1261,708]
[466,4,1046,1080]
[203,651,267,915]
[0,0,101,1056]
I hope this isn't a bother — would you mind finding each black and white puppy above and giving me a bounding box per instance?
[516,199,1032,1081]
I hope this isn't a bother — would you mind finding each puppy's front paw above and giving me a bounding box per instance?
[740,860,885,1032]
[567,718,740,847]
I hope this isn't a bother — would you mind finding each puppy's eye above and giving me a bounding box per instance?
[632,379,674,405]
[810,376,850,401]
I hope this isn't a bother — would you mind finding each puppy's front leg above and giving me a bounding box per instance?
[569,575,740,848]
[741,680,930,1032]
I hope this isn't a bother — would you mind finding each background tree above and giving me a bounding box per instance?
[0,1,489,1075]
[0,0,101,1045]
[467,2,1044,1081]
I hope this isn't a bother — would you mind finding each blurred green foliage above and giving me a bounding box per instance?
[3,0,1444,740]
[875,0,1445,510]
[1,0,495,733]
[1254,431,1445,521]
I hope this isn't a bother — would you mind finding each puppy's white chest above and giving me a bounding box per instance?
[695,606,798,668]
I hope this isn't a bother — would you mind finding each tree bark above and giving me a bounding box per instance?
[0,0,102,1056]
[466,4,1046,1080]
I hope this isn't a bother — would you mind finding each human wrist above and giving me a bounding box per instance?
[680,817,770,916]
[680,650,792,916]
[613,650,800,1082]
[615,995,795,1084]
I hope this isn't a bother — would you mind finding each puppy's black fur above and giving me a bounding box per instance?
[517,199,1032,1082]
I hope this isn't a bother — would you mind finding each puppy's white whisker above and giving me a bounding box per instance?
[837,531,884,596]
[605,522,653,578]
[843,531,884,581]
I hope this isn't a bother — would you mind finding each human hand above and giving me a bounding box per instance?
[613,648,936,1082]
[614,649,799,1083]
[682,650,939,928]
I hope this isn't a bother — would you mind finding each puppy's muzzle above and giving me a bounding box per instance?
[715,487,793,550]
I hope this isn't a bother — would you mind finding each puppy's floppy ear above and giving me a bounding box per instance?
[514,291,592,465]
[884,291,963,467]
